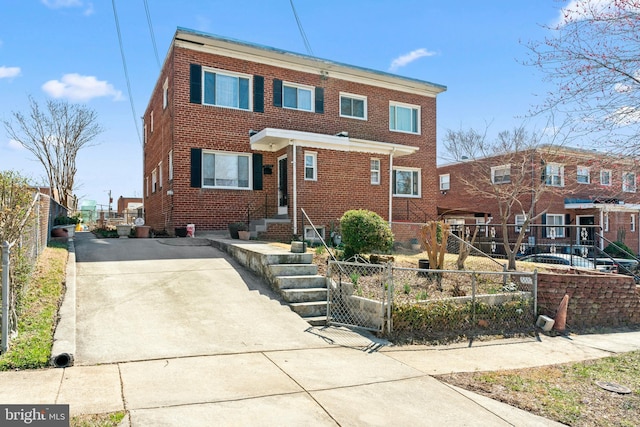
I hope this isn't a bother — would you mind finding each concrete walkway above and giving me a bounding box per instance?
[1,232,640,426]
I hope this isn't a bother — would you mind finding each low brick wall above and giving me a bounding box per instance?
[537,268,640,329]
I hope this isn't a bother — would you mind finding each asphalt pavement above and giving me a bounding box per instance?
[2,231,640,426]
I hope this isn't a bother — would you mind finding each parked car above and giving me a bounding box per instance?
[594,258,619,274]
[519,253,609,272]
[611,258,640,282]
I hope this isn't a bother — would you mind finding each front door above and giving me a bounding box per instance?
[278,155,288,216]
[577,215,595,245]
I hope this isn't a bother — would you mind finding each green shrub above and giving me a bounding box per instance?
[604,241,635,259]
[340,209,394,258]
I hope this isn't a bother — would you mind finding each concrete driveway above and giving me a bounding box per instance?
[73,233,328,365]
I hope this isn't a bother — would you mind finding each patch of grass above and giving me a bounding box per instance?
[437,349,640,426]
[71,411,126,427]
[0,244,67,370]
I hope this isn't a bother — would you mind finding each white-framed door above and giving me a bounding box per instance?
[277,155,288,216]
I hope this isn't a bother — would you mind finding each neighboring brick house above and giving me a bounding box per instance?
[143,28,446,239]
[116,196,143,224]
[437,146,640,255]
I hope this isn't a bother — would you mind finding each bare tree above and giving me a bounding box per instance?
[3,97,103,208]
[442,126,561,270]
[526,0,640,154]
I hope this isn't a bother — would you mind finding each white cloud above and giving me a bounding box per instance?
[389,48,436,72]
[41,0,83,8]
[8,139,25,150]
[555,0,640,26]
[607,106,640,126]
[42,73,122,101]
[0,66,21,79]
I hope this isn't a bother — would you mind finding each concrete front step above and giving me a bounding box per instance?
[270,263,318,277]
[302,315,327,326]
[281,287,328,303]
[289,301,327,317]
[275,275,326,290]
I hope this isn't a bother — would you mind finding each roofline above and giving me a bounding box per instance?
[173,27,447,98]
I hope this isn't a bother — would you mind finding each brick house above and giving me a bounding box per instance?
[437,145,640,255]
[143,28,446,240]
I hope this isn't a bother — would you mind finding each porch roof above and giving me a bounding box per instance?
[565,199,640,212]
[249,128,419,157]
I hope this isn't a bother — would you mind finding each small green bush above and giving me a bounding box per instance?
[340,209,394,258]
[604,241,635,259]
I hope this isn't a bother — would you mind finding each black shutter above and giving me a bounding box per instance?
[315,87,324,114]
[273,79,282,107]
[189,64,202,104]
[541,214,547,238]
[565,214,572,238]
[253,75,264,113]
[191,148,202,188]
[253,153,263,190]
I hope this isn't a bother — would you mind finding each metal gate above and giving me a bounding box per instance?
[326,260,391,333]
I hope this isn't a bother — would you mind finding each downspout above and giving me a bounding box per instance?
[599,208,604,251]
[292,140,298,236]
[388,150,395,224]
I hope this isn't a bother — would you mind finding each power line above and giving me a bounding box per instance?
[143,0,161,69]
[289,0,314,56]
[111,0,142,146]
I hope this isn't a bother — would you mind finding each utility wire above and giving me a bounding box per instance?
[111,0,142,146]
[144,0,161,68]
[289,0,314,56]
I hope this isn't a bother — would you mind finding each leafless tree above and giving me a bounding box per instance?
[525,0,640,154]
[3,96,103,208]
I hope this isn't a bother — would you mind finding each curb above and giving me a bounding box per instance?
[50,238,76,367]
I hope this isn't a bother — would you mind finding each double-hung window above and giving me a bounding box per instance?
[545,163,564,187]
[623,172,637,192]
[371,159,380,185]
[162,78,168,109]
[632,214,636,232]
[283,82,313,111]
[203,68,251,110]
[439,174,450,191]
[577,166,590,184]
[389,102,420,134]
[491,165,511,184]
[202,151,250,189]
[340,93,366,119]
[304,152,317,181]
[514,214,530,233]
[546,214,565,238]
[393,167,420,197]
[168,150,173,181]
[151,168,157,193]
[600,169,611,186]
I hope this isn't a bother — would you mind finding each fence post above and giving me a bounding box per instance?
[2,241,11,354]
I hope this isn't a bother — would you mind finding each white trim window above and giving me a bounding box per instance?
[515,214,530,233]
[168,150,173,181]
[600,169,611,186]
[370,159,380,185]
[202,151,251,189]
[393,167,421,197]
[304,225,325,242]
[304,152,317,181]
[546,214,565,238]
[491,164,511,184]
[145,176,149,197]
[151,168,157,193]
[158,161,163,189]
[340,93,367,120]
[389,102,420,134]
[604,212,610,232]
[163,78,169,109]
[545,163,564,187]
[143,123,147,144]
[439,174,450,191]
[623,172,637,192]
[283,82,313,111]
[577,166,590,184]
[203,68,252,110]
[150,111,154,133]
[632,214,636,232]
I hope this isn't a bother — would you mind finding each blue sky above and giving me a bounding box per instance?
[0,0,566,208]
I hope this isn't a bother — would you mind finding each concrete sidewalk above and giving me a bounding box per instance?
[1,232,639,426]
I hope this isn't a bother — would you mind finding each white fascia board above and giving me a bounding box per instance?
[250,128,418,157]
[565,203,640,211]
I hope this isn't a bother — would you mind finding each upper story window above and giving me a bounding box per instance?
[304,152,317,181]
[168,150,173,181]
[577,166,590,184]
[393,167,421,197]
[371,159,380,185]
[202,151,250,189]
[283,82,313,111]
[491,164,511,184]
[545,163,564,187]
[439,174,450,191]
[162,78,168,109]
[600,169,611,186]
[389,102,420,134]
[203,68,251,110]
[150,111,154,133]
[158,161,163,189]
[623,172,637,192]
[151,168,157,193]
[340,93,367,120]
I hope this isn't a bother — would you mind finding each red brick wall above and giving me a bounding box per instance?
[143,42,440,237]
[537,269,640,329]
